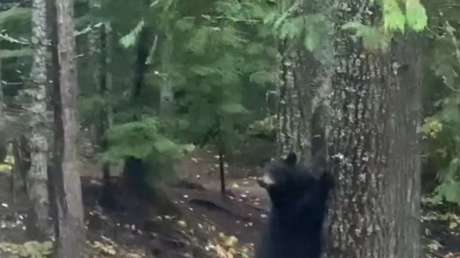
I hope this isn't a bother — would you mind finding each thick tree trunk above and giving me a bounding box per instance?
[277,46,311,160]
[277,48,332,163]
[50,0,86,256]
[386,35,422,258]
[24,0,52,240]
[324,2,422,258]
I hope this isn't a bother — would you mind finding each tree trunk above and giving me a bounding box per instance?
[123,24,154,194]
[324,2,422,257]
[99,23,116,209]
[276,46,332,163]
[277,45,311,160]
[87,0,101,145]
[0,59,6,163]
[0,59,3,115]
[49,0,86,256]
[159,34,174,116]
[23,0,52,240]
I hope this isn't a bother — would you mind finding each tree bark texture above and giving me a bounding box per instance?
[0,60,5,162]
[0,59,3,115]
[325,2,422,258]
[51,0,86,256]
[23,0,52,239]
[276,47,311,160]
[276,48,332,163]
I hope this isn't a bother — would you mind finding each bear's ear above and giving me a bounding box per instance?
[283,152,297,166]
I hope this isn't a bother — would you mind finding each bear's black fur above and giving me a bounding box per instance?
[255,152,334,258]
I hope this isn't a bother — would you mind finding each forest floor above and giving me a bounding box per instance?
[0,147,458,257]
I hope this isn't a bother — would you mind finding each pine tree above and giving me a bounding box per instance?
[23,0,52,240]
[49,0,86,255]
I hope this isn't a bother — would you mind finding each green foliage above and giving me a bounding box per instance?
[405,0,428,32]
[0,241,53,258]
[383,0,406,32]
[343,0,428,52]
[265,9,333,53]
[421,0,460,205]
[303,14,331,52]
[103,118,190,162]
[382,0,428,32]
[119,19,145,49]
[220,103,247,115]
[0,49,32,59]
[435,160,460,205]
[423,97,460,205]
[0,7,31,26]
[78,95,107,125]
[104,118,160,161]
[342,22,390,51]
[247,115,277,140]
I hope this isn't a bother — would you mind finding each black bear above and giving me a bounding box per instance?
[255,152,334,258]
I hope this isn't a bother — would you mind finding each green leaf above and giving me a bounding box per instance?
[220,103,247,114]
[383,0,405,32]
[175,16,195,32]
[185,26,209,55]
[120,20,145,48]
[263,12,277,25]
[0,48,33,59]
[342,22,389,51]
[190,65,218,76]
[246,43,265,55]
[273,11,290,31]
[279,16,303,40]
[303,14,330,51]
[104,118,159,160]
[249,70,276,85]
[183,144,196,153]
[304,28,320,51]
[154,137,178,154]
[435,182,460,205]
[220,26,246,47]
[0,7,31,25]
[405,0,428,32]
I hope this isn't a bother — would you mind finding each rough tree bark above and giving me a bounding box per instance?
[275,0,333,163]
[0,59,5,162]
[49,0,86,256]
[0,59,3,115]
[324,1,422,258]
[276,48,332,162]
[23,0,52,239]
[276,45,309,159]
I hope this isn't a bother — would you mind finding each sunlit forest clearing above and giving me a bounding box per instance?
[0,0,459,257]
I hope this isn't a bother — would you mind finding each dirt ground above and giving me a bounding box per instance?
[0,147,459,257]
